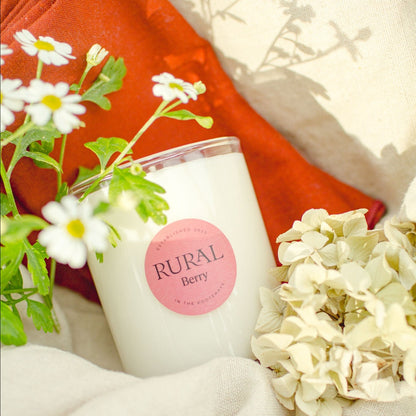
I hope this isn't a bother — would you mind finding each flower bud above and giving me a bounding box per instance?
[130,163,143,175]
[193,81,206,95]
[86,44,109,66]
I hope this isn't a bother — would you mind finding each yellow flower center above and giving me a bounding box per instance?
[41,95,62,111]
[0,92,3,104]
[66,219,85,238]
[169,82,184,91]
[34,40,55,51]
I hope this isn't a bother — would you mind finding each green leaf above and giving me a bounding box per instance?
[1,193,12,216]
[26,299,54,333]
[84,137,131,170]
[24,151,61,172]
[1,242,25,291]
[93,201,111,215]
[1,131,12,140]
[32,241,48,260]
[109,167,169,225]
[25,242,50,296]
[3,267,23,292]
[29,139,55,169]
[162,110,214,129]
[73,165,101,185]
[0,301,27,346]
[1,215,48,245]
[8,124,61,174]
[82,56,127,110]
[106,221,121,247]
[29,137,54,156]
[95,252,104,263]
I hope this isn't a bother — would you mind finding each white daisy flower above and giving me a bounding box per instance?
[1,44,13,65]
[24,79,86,134]
[1,76,25,132]
[13,29,74,66]
[152,72,198,103]
[38,195,109,269]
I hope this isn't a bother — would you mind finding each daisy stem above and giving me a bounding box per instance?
[111,101,168,166]
[49,258,56,299]
[36,60,44,79]
[2,287,39,295]
[44,258,61,333]
[161,100,183,114]
[57,134,68,191]
[0,159,19,216]
[6,288,38,306]
[75,64,93,93]
[79,100,170,201]
[1,158,61,333]
[1,121,35,148]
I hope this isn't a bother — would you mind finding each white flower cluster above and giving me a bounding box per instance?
[152,72,204,104]
[39,195,109,269]
[252,208,416,416]
[1,30,86,134]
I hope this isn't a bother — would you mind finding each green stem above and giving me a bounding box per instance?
[36,60,44,79]
[57,134,68,191]
[49,259,56,302]
[0,159,19,216]
[1,121,35,148]
[6,288,38,306]
[79,100,170,201]
[162,99,184,114]
[81,78,105,97]
[42,287,61,333]
[2,287,39,295]
[75,64,93,93]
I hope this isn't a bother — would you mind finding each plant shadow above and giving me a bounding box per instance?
[171,0,416,213]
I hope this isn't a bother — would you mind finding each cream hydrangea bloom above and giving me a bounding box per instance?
[38,195,109,269]
[255,287,286,333]
[253,209,416,415]
[24,79,85,134]
[14,29,74,66]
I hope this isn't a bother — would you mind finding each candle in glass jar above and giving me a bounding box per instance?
[73,137,276,377]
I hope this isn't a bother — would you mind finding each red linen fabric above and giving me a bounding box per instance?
[1,0,385,302]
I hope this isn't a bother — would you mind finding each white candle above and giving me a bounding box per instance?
[75,137,276,377]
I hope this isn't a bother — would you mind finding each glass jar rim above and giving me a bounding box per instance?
[70,136,241,196]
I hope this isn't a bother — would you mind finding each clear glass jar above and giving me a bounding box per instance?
[72,137,276,377]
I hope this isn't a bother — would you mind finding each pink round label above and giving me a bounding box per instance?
[144,219,237,315]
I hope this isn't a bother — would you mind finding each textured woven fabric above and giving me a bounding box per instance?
[1,284,416,416]
[1,0,384,302]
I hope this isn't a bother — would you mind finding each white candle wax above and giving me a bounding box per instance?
[79,137,276,377]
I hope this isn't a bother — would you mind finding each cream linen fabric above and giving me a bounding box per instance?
[170,0,416,217]
[2,1,416,415]
[1,281,416,416]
